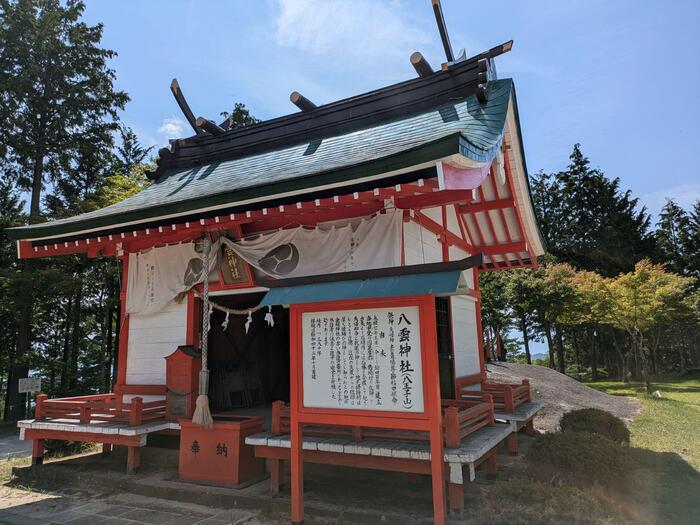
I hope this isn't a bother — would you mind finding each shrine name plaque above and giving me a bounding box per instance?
[301,305,424,413]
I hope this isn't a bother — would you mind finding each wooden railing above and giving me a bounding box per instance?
[455,372,531,413]
[34,393,166,426]
[270,395,495,448]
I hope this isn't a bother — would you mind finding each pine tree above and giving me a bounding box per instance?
[531,144,654,276]
[220,102,260,130]
[655,199,691,275]
[113,125,154,175]
[0,0,127,420]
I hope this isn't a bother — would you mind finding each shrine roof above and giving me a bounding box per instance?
[9,79,514,242]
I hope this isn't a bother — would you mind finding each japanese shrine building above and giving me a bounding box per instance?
[10,39,545,524]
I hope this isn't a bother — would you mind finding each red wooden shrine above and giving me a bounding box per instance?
[165,346,202,420]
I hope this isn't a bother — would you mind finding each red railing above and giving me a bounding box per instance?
[270,395,495,448]
[34,393,166,426]
[455,372,531,413]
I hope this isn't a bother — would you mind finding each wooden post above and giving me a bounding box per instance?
[525,419,536,436]
[522,379,532,401]
[448,480,463,514]
[507,432,518,455]
[34,393,47,419]
[503,385,514,413]
[129,396,143,427]
[351,426,363,442]
[485,451,497,475]
[127,446,140,474]
[79,404,91,424]
[270,400,285,496]
[424,298,447,525]
[271,401,283,435]
[444,406,459,448]
[102,443,113,457]
[31,439,44,466]
[483,393,495,426]
[290,418,304,524]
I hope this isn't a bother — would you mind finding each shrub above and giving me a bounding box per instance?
[527,431,635,490]
[560,408,631,445]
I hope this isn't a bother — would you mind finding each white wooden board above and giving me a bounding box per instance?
[302,305,424,413]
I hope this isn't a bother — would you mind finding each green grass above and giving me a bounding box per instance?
[587,377,700,524]
[588,378,700,470]
[471,376,700,524]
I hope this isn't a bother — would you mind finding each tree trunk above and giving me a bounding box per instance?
[30,148,45,221]
[555,325,565,374]
[544,322,555,369]
[7,146,45,420]
[68,282,82,391]
[7,288,31,421]
[520,311,531,365]
[60,297,73,394]
[591,327,598,381]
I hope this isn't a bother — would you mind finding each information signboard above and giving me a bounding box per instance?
[301,305,423,412]
[18,377,41,394]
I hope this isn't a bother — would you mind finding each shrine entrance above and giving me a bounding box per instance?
[207,292,290,414]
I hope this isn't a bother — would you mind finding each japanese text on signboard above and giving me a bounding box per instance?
[302,306,423,413]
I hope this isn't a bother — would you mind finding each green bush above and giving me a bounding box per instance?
[527,431,635,490]
[560,408,631,445]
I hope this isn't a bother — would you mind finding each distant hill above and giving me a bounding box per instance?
[531,353,548,362]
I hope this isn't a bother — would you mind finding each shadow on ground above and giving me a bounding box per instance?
[2,435,698,524]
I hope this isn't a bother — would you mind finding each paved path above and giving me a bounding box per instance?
[0,430,31,461]
[0,487,283,525]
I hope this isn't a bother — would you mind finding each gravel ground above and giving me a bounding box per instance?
[486,362,640,432]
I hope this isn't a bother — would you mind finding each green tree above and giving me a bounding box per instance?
[0,0,127,420]
[655,199,691,276]
[532,144,654,276]
[604,260,694,390]
[112,125,153,175]
[220,102,260,130]
[503,269,539,364]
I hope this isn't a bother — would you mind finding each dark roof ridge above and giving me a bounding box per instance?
[152,46,503,179]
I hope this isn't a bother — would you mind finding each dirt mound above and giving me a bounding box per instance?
[486,362,640,432]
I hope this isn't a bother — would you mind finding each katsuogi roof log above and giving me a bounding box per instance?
[290,91,317,112]
[410,52,434,78]
[151,51,492,176]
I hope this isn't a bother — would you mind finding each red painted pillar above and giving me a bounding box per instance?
[423,297,446,525]
[31,439,44,466]
[289,304,304,524]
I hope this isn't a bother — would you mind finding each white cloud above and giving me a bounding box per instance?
[641,183,700,217]
[157,117,187,139]
[274,0,431,60]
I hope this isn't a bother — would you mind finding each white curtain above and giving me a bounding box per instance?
[125,242,218,315]
[222,210,402,278]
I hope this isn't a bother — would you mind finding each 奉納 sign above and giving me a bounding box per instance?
[18,377,41,393]
[301,305,424,412]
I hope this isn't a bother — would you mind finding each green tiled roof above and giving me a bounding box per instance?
[9,79,514,241]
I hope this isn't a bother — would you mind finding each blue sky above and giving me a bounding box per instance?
[82,0,700,217]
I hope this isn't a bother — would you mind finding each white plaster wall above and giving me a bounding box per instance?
[403,220,442,265]
[450,295,481,377]
[126,299,187,387]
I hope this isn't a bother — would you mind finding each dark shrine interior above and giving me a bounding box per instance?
[207,292,290,413]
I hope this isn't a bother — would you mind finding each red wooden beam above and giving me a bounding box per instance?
[396,190,471,210]
[458,197,514,214]
[413,211,474,253]
[480,241,527,256]
[243,203,385,234]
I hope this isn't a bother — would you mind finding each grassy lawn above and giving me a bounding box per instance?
[589,377,700,524]
[471,376,700,525]
[589,377,700,470]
